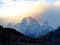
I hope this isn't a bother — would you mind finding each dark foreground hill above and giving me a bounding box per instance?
[41,27,60,45]
[0,25,60,45]
[0,25,50,45]
[0,25,34,45]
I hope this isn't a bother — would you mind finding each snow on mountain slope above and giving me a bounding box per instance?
[7,23,16,29]
[15,17,55,38]
[38,21,55,37]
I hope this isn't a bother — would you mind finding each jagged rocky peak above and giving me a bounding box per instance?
[21,16,38,25]
[43,21,55,29]
[23,16,32,21]
[6,16,55,38]
[43,21,48,25]
[15,16,55,38]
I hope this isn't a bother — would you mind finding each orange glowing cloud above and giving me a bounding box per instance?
[0,0,49,25]
[53,1,60,7]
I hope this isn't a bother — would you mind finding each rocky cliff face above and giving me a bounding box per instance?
[15,17,54,38]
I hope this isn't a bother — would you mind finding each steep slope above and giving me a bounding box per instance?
[0,25,53,45]
[41,27,60,44]
[0,25,33,42]
[15,17,41,38]
[15,17,54,38]
[39,21,55,36]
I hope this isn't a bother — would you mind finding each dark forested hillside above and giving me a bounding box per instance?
[0,25,33,44]
[0,25,48,45]
[0,25,60,45]
[41,27,60,44]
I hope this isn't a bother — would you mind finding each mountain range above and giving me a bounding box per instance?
[0,25,60,45]
[0,25,52,45]
[14,17,55,38]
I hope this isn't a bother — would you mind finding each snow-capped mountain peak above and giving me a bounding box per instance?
[42,21,55,30]
[14,17,55,38]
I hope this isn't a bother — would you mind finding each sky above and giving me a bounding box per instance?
[0,0,60,28]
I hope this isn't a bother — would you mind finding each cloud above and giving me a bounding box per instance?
[0,0,60,27]
[36,5,60,28]
[0,0,4,7]
[53,1,60,7]
[0,0,60,8]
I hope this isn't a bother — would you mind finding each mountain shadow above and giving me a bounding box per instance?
[0,25,50,45]
[0,25,60,45]
[41,27,60,45]
[0,25,33,45]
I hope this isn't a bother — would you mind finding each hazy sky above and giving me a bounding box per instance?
[0,0,60,27]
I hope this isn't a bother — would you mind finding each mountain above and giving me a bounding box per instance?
[41,27,60,44]
[0,25,33,45]
[39,21,55,36]
[0,25,53,45]
[7,23,15,28]
[15,17,41,38]
[15,17,54,38]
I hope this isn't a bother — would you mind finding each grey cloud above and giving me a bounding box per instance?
[36,6,60,28]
